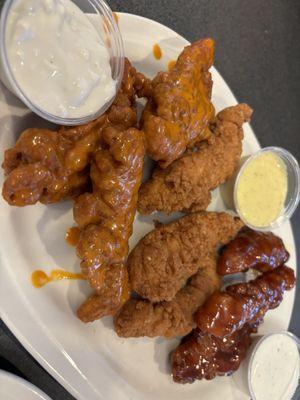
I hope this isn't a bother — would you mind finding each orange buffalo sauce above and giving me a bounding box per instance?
[153,43,162,60]
[31,269,85,288]
[168,59,176,70]
[65,227,81,247]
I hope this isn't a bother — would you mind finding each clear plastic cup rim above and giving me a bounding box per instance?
[233,146,300,231]
[0,0,125,125]
[248,331,300,400]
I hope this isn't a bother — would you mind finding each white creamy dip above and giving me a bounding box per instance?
[250,333,299,400]
[5,0,116,118]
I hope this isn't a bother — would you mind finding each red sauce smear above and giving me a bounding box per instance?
[31,269,85,288]
[153,44,162,60]
[65,227,81,247]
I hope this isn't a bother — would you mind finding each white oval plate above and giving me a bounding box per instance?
[0,13,296,400]
[0,370,52,400]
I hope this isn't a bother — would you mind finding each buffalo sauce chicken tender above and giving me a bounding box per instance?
[76,60,147,322]
[2,126,96,206]
[142,38,215,168]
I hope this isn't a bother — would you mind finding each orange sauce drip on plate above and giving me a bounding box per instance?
[168,59,176,70]
[153,44,162,60]
[113,12,119,24]
[31,269,85,288]
[65,227,81,247]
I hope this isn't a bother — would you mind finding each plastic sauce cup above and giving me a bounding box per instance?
[248,332,300,400]
[233,147,300,231]
[0,0,124,125]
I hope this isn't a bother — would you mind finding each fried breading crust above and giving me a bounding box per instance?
[128,212,244,302]
[114,254,220,338]
[138,104,253,215]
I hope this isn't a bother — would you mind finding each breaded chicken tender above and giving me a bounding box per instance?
[2,127,93,206]
[128,212,243,302]
[138,104,253,215]
[142,38,215,168]
[114,254,220,338]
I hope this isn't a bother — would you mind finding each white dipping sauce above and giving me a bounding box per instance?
[5,0,116,118]
[250,333,299,400]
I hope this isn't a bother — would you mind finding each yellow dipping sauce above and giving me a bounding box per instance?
[236,151,288,227]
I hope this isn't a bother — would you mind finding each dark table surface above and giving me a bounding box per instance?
[0,1,299,399]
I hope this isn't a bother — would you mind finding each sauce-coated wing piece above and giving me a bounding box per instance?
[128,212,244,302]
[194,265,295,338]
[114,255,220,338]
[218,228,289,275]
[72,60,149,321]
[138,104,252,215]
[142,38,215,168]
[172,264,295,384]
[76,126,145,320]
[172,324,254,383]
[73,83,145,323]
[2,127,95,206]
[77,263,129,322]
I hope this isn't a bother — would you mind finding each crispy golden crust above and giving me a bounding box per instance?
[114,254,220,338]
[128,212,243,303]
[142,38,215,168]
[138,104,253,215]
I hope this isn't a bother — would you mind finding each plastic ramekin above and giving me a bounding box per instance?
[248,332,300,400]
[234,146,300,231]
[0,0,124,125]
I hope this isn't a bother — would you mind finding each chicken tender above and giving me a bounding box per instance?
[77,263,129,323]
[75,61,148,322]
[128,212,244,302]
[2,127,94,206]
[138,104,253,215]
[114,254,220,338]
[218,228,289,275]
[172,324,254,383]
[142,38,215,168]
[76,126,145,321]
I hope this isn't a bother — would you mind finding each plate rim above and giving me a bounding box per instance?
[0,369,53,400]
[0,11,297,400]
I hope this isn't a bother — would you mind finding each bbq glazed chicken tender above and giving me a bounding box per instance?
[142,38,215,168]
[128,212,243,303]
[138,104,252,215]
